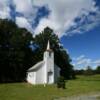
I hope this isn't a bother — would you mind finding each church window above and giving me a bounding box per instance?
[49,52,51,57]
[48,71,53,75]
[45,53,46,57]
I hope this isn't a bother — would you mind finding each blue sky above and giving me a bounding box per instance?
[61,25,100,69]
[0,0,100,69]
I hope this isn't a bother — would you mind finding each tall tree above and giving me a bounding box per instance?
[33,27,74,79]
[84,66,94,75]
[0,19,34,82]
[95,66,100,74]
[0,19,75,82]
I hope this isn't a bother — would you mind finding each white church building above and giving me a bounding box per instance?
[26,41,60,84]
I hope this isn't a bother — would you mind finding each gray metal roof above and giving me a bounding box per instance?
[27,61,45,72]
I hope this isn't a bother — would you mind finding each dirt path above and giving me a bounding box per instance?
[54,93,100,100]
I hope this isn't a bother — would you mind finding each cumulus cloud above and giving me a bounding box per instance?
[16,17,33,33]
[76,55,85,61]
[0,0,100,38]
[94,59,100,65]
[77,58,91,65]
[0,0,10,19]
[13,0,36,17]
[14,0,32,13]
[66,11,100,36]
[33,0,100,37]
[72,55,100,69]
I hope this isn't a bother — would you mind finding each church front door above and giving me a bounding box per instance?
[48,71,53,84]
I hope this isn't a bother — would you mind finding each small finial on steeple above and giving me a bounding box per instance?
[47,40,50,50]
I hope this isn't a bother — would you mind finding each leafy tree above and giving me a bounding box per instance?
[75,69,85,75]
[95,66,100,74]
[84,66,94,75]
[57,76,66,89]
[0,19,34,82]
[0,19,75,82]
[33,27,74,79]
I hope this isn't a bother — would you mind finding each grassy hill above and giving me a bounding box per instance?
[0,75,100,100]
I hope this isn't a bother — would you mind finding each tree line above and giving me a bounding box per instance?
[0,19,75,82]
[75,66,100,75]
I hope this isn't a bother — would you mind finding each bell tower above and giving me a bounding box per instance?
[43,41,54,84]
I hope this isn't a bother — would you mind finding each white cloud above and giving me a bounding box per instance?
[16,17,33,33]
[0,0,100,38]
[13,0,37,25]
[77,58,91,65]
[73,55,91,69]
[34,18,60,36]
[94,60,100,65]
[0,0,10,19]
[72,55,100,69]
[33,0,100,37]
[66,11,100,36]
[13,0,35,16]
[76,55,85,61]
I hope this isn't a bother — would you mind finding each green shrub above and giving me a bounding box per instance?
[57,76,66,89]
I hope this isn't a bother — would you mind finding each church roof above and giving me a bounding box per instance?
[27,61,44,72]
[27,60,60,73]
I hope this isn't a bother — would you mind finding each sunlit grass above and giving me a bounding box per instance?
[0,75,100,100]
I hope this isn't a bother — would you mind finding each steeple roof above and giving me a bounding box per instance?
[47,40,50,50]
[46,40,53,52]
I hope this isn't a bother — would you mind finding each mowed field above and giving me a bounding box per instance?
[0,75,100,100]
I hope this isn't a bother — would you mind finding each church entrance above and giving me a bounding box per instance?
[48,71,53,84]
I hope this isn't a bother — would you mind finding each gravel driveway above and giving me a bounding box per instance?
[54,93,100,100]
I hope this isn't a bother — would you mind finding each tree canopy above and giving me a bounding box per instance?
[0,19,35,82]
[0,19,74,82]
[33,27,74,79]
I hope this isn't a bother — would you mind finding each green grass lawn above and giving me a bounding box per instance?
[97,96,100,100]
[0,75,100,100]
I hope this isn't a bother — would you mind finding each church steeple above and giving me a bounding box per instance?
[47,40,50,50]
[46,40,52,52]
